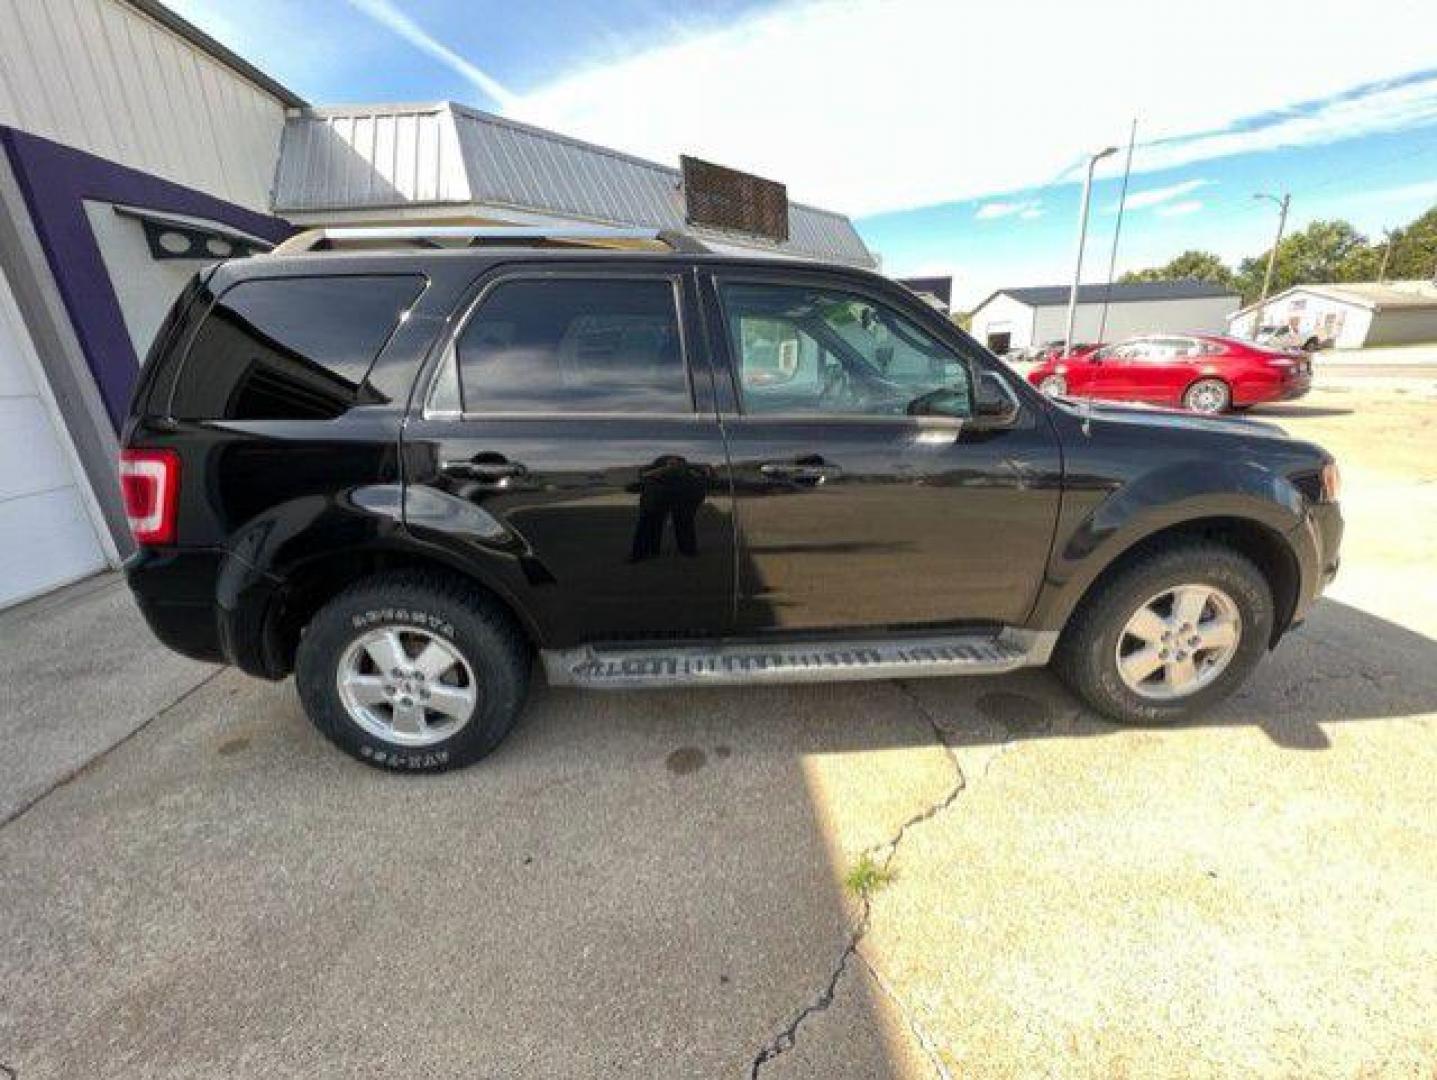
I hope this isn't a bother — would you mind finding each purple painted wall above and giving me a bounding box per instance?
[1,126,293,428]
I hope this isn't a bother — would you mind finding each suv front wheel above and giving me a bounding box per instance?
[296,572,530,771]
[1054,543,1274,724]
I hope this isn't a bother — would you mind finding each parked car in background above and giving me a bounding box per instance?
[1252,324,1326,352]
[1010,340,1099,364]
[1028,333,1312,414]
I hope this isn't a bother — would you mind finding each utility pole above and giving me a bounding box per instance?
[1253,192,1290,324]
[1378,228,1396,282]
[1065,145,1119,353]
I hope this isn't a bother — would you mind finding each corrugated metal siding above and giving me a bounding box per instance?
[274,104,874,266]
[0,0,287,211]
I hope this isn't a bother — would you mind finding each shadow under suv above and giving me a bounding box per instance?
[120,227,1343,772]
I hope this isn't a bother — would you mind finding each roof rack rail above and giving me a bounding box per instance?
[271,225,712,256]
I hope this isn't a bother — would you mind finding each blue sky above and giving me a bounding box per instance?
[172,0,1437,308]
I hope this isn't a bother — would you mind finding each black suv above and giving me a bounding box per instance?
[121,227,1343,772]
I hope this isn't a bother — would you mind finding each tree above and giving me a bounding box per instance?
[1110,202,1436,307]
[1236,219,1376,302]
[1385,206,1437,279]
[1120,250,1233,288]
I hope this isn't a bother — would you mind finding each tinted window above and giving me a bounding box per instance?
[721,283,971,418]
[170,275,424,420]
[457,278,689,414]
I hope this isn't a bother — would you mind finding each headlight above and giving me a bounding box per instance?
[1320,460,1341,502]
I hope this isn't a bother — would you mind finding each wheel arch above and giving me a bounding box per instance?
[256,544,543,679]
[1051,515,1301,651]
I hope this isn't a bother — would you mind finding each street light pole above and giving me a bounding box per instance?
[1065,146,1119,353]
[1254,192,1290,323]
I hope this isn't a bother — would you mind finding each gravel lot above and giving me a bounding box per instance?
[2,369,1433,1078]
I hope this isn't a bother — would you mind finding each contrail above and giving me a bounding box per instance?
[345,0,518,111]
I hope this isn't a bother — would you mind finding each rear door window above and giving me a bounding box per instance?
[169,275,425,420]
[456,277,691,414]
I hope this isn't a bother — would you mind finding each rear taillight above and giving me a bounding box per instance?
[119,449,180,545]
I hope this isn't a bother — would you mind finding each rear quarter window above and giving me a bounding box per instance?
[168,274,425,420]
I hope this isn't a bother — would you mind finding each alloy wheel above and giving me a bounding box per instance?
[1114,584,1242,700]
[336,626,478,746]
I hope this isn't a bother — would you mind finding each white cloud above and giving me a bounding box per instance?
[976,199,1042,220]
[345,0,518,110]
[507,0,1437,217]
[1111,179,1211,213]
[1155,200,1205,217]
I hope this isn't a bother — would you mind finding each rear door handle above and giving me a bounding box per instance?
[441,458,526,482]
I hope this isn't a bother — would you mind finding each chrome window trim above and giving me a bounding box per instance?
[423,269,697,420]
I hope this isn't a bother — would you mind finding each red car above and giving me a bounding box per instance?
[1027,333,1311,414]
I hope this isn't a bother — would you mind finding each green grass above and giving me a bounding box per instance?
[843,852,895,898]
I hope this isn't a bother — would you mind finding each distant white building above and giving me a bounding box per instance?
[969,281,1241,355]
[1228,281,1437,349]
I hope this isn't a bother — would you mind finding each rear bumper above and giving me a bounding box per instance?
[125,547,285,677]
[1276,376,1312,402]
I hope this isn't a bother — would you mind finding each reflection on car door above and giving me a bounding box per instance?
[703,271,1062,634]
[401,266,735,645]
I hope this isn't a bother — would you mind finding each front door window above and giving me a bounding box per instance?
[720,283,973,419]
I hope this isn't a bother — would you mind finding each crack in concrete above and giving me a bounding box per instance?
[748,682,1068,1078]
[0,667,226,829]
[749,682,971,1078]
[853,947,954,1080]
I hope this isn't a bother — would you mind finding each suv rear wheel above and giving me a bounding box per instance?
[296,572,530,771]
[1053,543,1273,724]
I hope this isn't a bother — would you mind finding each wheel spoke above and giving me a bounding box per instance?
[1198,616,1239,651]
[425,683,476,721]
[345,674,390,707]
[1125,606,1168,644]
[390,697,427,736]
[1119,645,1165,685]
[1166,654,1198,690]
[414,640,456,682]
[1171,586,1209,628]
[363,629,408,675]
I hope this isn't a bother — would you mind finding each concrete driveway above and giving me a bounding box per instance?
[2,372,1434,1078]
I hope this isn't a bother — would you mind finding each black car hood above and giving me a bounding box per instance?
[1049,396,1289,439]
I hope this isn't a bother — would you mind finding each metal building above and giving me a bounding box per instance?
[1228,281,1437,349]
[0,0,873,608]
[969,281,1241,355]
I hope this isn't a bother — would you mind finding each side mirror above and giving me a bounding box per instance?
[971,369,1020,429]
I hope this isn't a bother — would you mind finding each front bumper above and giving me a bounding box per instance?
[1286,499,1343,628]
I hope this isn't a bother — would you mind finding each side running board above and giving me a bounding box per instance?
[542,630,1056,690]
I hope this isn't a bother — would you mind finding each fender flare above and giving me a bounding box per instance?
[1029,458,1306,631]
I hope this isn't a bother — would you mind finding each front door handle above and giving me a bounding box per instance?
[759,460,841,485]
[440,457,526,482]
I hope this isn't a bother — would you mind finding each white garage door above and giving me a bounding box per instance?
[0,264,111,608]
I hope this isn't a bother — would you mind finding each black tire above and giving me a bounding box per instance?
[1052,543,1274,724]
[295,571,530,772]
[1183,378,1231,414]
